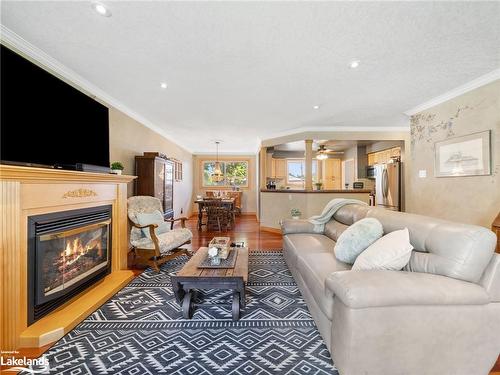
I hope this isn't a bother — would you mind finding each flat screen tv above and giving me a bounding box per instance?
[1,44,110,171]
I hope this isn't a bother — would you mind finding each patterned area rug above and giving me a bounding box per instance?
[33,251,338,374]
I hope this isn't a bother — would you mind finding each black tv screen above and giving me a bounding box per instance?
[1,44,110,170]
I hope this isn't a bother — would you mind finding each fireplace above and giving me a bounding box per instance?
[28,205,112,324]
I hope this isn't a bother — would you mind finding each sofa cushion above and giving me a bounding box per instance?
[297,252,351,319]
[352,228,413,271]
[333,204,370,225]
[281,219,318,235]
[283,233,335,270]
[325,270,490,309]
[334,218,383,264]
[365,207,496,283]
[324,220,349,242]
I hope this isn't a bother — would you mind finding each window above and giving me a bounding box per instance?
[286,159,318,184]
[225,161,248,187]
[202,160,249,188]
[203,162,225,187]
[171,159,183,181]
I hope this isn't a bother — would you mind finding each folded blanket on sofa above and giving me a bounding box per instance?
[308,198,367,233]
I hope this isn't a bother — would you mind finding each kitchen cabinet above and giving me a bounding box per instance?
[368,147,401,165]
[271,158,287,179]
[323,158,342,189]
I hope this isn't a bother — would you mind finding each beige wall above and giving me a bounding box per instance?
[366,140,404,154]
[406,80,500,228]
[109,108,194,217]
[192,154,257,215]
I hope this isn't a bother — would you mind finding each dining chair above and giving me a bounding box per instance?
[225,192,242,215]
[206,191,217,198]
[204,199,231,232]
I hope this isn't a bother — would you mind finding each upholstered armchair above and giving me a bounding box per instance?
[128,196,193,272]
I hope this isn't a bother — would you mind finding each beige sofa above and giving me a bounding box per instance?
[282,204,500,375]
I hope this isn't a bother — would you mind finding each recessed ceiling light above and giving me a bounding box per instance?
[160,82,168,89]
[313,105,320,110]
[349,59,360,69]
[91,2,111,17]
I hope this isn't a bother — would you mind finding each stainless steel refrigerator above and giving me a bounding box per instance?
[374,162,401,211]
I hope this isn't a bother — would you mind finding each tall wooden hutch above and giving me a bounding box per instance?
[135,152,174,218]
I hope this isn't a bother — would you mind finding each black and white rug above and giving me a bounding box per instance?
[35,251,338,374]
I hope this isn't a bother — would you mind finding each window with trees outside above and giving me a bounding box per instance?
[202,160,249,187]
[286,159,318,184]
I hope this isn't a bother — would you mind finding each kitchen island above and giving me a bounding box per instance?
[260,189,372,230]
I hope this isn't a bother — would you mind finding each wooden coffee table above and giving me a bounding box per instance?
[171,246,248,320]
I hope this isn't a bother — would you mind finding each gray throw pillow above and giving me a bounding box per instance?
[334,217,383,264]
[137,210,169,238]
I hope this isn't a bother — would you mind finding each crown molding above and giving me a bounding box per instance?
[259,125,410,143]
[404,69,500,116]
[0,25,193,154]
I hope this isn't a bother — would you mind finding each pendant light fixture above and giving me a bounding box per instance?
[211,141,224,182]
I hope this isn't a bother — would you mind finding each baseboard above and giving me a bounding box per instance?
[260,225,282,234]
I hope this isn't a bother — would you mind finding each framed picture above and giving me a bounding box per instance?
[434,130,491,177]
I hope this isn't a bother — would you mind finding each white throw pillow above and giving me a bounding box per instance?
[136,210,169,238]
[334,218,384,264]
[352,228,413,271]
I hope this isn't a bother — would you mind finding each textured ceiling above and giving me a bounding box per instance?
[1,1,499,153]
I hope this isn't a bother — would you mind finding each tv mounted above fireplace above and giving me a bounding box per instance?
[0,44,110,172]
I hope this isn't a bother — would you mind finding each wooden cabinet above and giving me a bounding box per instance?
[368,153,375,166]
[271,158,287,179]
[323,158,342,189]
[135,152,174,218]
[368,147,401,165]
[493,213,500,253]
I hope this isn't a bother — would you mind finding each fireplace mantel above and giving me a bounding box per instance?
[0,165,136,350]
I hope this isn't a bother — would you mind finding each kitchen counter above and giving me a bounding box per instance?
[260,189,371,230]
[260,189,372,193]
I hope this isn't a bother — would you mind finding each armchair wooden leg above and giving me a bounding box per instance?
[151,257,161,272]
[130,248,137,268]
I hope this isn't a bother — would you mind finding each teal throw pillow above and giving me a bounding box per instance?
[334,217,383,264]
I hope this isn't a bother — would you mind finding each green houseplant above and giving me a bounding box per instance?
[291,208,301,220]
[314,182,323,191]
[110,161,124,175]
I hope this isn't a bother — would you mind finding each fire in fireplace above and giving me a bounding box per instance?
[28,206,112,324]
[39,222,109,300]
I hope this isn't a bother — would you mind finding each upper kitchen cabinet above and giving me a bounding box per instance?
[367,147,401,165]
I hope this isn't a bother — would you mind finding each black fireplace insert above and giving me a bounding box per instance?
[27,205,112,324]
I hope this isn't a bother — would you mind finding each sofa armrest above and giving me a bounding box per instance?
[325,270,489,309]
[281,219,319,235]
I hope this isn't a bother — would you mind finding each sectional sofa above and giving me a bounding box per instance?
[282,204,499,375]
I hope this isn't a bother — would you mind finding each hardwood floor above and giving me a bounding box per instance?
[185,213,282,250]
[5,214,499,374]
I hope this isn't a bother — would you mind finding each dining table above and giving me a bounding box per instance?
[194,197,235,230]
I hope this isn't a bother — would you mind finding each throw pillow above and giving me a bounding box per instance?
[334,218,384,264]
[136,210,169,238]
[352,228,414,271]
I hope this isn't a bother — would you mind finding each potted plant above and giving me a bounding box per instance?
[291,208,301,220]
[110,161,124,175]
[314,182,323,191]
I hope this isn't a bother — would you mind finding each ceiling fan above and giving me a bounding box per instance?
[316,145,344,160]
